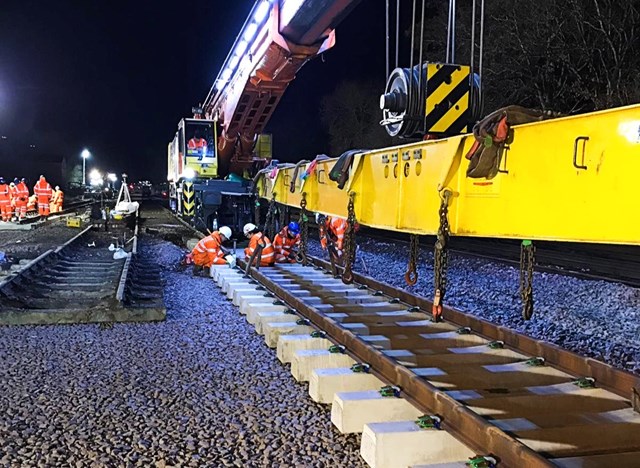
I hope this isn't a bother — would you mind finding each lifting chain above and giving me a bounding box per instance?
[278,203,287,232]
[405,235,419,286]
[342,192,358,284]
[520,240,535,320]
[297,192,309,265]
[253,199,261,226]
[433,189,452,322]
[263,195,277,240]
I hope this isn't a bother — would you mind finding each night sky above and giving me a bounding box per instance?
[0,0,389,183]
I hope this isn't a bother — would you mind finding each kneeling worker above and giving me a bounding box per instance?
[243,223,275,267]
[273,221,301,263]
[191,226,233,275]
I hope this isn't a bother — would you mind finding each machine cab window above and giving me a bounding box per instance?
[180,119,216,162]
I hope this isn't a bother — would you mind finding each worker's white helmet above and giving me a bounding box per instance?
[315,213,326,224]
[55,185,60,190]
[243,223,257,236]
[219,226,232,240]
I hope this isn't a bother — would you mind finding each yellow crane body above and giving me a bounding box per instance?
[257,104,640,245]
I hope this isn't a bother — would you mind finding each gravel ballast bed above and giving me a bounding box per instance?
[308,238,640,375]
[0,237,365,467]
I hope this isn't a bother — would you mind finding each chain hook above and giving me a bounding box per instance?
[433,188,452,322]
[342,191,358,284]
[405,234,420,285]
[297,192,309,265]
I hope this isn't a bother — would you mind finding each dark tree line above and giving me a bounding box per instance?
[321,0,640,154]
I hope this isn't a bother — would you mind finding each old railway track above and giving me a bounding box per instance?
[214,256,640,468]
[0,211,164,326]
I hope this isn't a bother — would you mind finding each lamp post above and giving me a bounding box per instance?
[81,149,91,185]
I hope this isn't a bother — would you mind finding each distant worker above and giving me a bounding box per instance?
[191,226,233,275]
[273,221,301,263]
[50,186,64,213]
[243,223,275,267]
[33,175,52,216]
[8,180,17,221]
[15,178,29,220]
[0,178,10,222]
[26,194,37,215]
[317,213,347,259]
[188,132,208,161]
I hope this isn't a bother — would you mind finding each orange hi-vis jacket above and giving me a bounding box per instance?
[15,182,29,202]
[191,231,227,268]
[8,184,17,205]
[319,216,347,253]
[34,179,52,200]
[51,189,64,204]
[51,189,64,211]
[188,138,207,149]
[244,232,275,266]
[273,226,300,262]
[0,183,9,203]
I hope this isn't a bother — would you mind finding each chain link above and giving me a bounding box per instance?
[263,195,277,240]
[342,192,358,284]
[297,193,309,265]
[254,199,261,226]
[405,235,419,285]
[520,240,535,320]
[279,203,287,232]
[433,189,452,322]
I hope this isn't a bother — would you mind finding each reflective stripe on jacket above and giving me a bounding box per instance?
[244,232,275,266]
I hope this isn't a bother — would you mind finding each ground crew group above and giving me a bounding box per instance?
[189,214,347,273]
[0,175,64,222]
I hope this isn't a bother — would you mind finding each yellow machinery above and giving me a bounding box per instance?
[66,217,82,228]
[256,103,640,245]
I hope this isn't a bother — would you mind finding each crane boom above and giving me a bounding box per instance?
[202,0,362,176]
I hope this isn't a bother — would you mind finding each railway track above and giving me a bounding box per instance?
[212,256,640,467]
[16,199,95,226]
[0,212,164,325]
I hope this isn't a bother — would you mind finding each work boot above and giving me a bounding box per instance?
[192,265,203,277]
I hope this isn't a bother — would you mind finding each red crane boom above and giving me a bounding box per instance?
[202,0,362,176]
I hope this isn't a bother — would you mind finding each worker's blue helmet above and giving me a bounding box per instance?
[13,178,19,184]
[0,177,4,184]
[288,221,300,235]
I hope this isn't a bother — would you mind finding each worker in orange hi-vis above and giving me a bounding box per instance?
[50,185,64,213]
[8,180,18,220]
[191,226,233,276]
[187,132,208,161]
[316,213,347,258]
[15,178,29,220]
[26,195,37,214]
[273,221,301,263]
[0,178,11,222]
[243,223,275,267]
[33,175,52,216]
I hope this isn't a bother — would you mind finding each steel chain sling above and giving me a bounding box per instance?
[263,195,277,240]
[342,192,358,284]
[405,235,419,285]
[520,240,535,320]
[254,199,261,226]
[278,202,287,233]
[433,189,452,322]
[297,193,309,265]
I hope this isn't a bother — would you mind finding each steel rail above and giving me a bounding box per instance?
[238,255,640,466]
[309,256,640,400]
[238,257,552,468]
